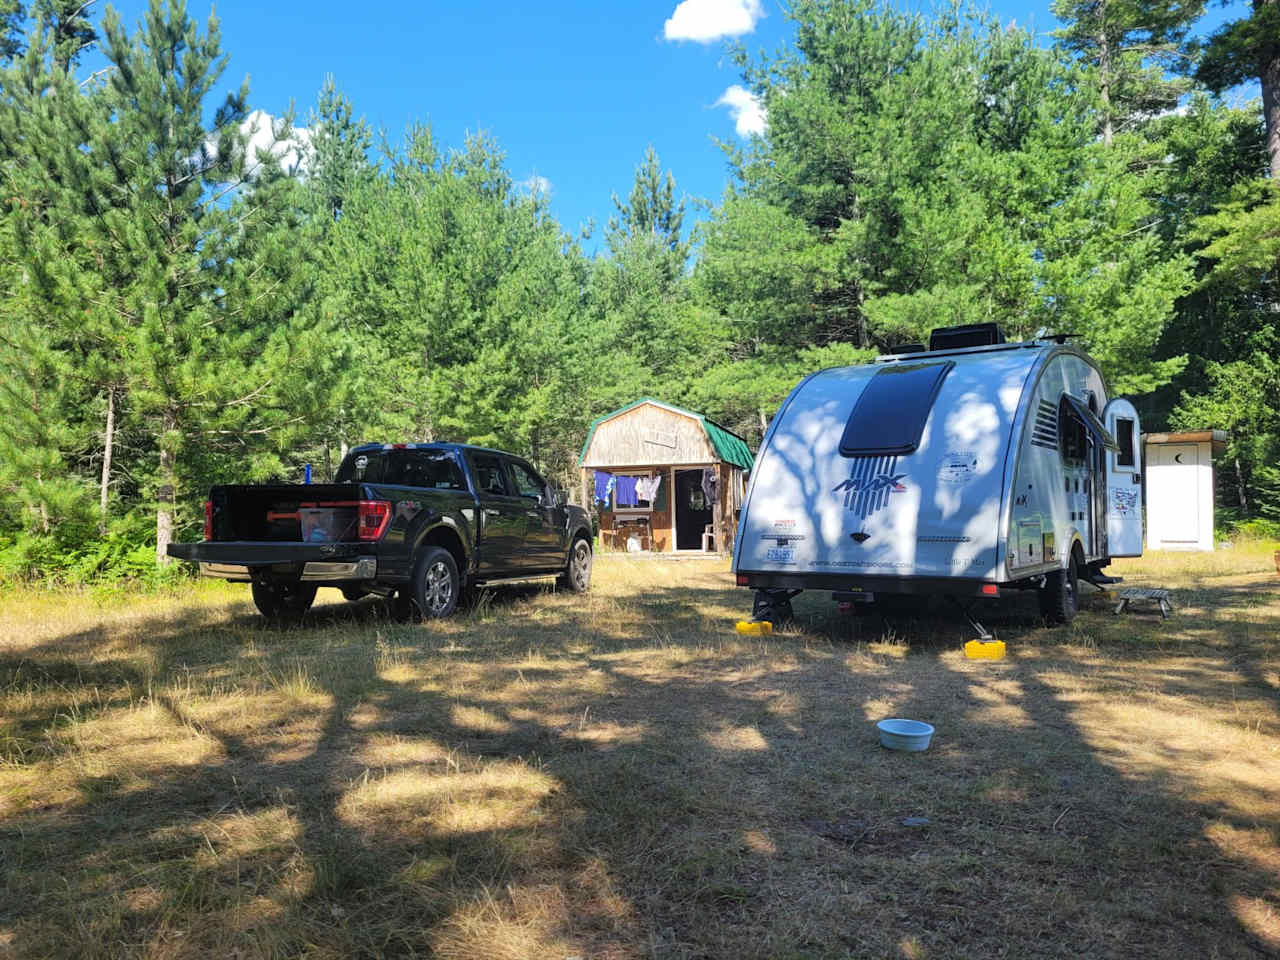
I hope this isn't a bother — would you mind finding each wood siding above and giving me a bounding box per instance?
[580,403,715,468]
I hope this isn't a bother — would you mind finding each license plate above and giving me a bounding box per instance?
[766,547,795,563]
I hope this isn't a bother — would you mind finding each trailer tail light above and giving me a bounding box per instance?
[357,500,392,541]
[203,501,213,541]
[735,573,749,586]
[981,583,999,596]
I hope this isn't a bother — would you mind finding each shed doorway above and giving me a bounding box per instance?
[674,469,712,550]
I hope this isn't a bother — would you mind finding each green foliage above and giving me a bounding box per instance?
[2,0,1277,574]
[1051,0,1202,142]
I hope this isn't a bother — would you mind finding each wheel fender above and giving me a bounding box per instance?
[412,519,472,573]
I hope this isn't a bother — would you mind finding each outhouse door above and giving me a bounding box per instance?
[1103,398,1143,557]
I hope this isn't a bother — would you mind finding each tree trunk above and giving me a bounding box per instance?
[1098,23,1114,147]
[1235,457,1250,514]
[99,386,115,533]
[155,409,177,566]
[1262,37,1279,179]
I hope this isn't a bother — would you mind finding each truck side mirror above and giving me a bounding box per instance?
[541,486,561,508]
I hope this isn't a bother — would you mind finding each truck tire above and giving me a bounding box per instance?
[251,579,318,624]
[558,536,592,593]
[410,546,460,619]
[1039,549,1079,625]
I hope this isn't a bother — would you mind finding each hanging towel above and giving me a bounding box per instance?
[701,468,718,504]
[593,471,615,505]
[614,475,639,507]
[636,475,660,502]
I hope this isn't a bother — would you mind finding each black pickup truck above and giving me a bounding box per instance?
[167,443,593,622]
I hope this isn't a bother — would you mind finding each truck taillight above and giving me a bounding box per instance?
[204,501,213,541]
[357,500,392,541]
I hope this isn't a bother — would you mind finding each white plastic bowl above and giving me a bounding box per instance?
[877,718,935,751]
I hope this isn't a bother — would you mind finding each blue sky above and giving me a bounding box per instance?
[95,0,1247,253]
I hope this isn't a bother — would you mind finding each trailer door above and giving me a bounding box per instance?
[1103,398,1142,557]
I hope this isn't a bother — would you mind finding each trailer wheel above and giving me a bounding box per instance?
[251,578,318,624]
[410,546,460,619]
[1039,549,1080,625]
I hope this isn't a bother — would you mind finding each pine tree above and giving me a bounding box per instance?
[1051,0,1203,145]
[32,0,95,75]
[607,146,687,262]
[1195,0,1280,177]
[0,0,24,63]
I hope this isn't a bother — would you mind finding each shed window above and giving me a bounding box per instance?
[840,361,954,457]
[1115,418,1136,468]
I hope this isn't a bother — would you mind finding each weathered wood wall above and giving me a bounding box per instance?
[581,404,714,468]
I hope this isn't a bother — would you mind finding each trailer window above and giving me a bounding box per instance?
[839,361,955,457]
[1058,398,1088,466]
[1115,418,1136,468]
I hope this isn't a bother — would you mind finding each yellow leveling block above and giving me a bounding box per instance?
[735,620,774,636]
[964,639,1006,659]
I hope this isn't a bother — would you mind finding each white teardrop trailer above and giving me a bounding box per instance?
[732,324,1144,636]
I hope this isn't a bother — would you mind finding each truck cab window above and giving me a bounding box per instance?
[393,450,467,489]
[507,460,545,499]
[335,451,386,483]
[471,455,511,496]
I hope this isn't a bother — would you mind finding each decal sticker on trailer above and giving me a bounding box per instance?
[832,456,907,519]
[937,451,981,485]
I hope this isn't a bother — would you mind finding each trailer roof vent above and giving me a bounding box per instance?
[887,343,927,354]
[840,360,955,457]
[927,323,1005,351]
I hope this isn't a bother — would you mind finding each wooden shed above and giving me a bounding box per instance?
[578,399,755,554]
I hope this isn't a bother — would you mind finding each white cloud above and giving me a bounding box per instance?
[716,85,766,136]
[240,110,311,177]
[520,174,553,197]
[196,110,312,180]
[664,0,763,43]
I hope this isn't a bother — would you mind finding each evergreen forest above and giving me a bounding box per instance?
[2,0,1278,580]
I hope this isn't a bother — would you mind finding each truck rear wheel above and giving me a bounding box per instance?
[410,546,460,619]
[251,579,318,624]
[1039,550,1079,625]
[558,536,592,593]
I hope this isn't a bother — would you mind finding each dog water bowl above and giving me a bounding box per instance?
[877,718,935,751]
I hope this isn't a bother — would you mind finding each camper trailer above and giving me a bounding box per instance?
[732,324,1143,633]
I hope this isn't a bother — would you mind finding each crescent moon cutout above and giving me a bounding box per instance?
[1174,453,1184,464]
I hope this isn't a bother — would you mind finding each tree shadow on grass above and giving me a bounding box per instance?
[2,572,1277,958]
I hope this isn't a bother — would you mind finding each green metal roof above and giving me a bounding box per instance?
[578,398,755,470]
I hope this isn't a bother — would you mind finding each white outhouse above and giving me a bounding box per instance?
[1144,430,1227,551]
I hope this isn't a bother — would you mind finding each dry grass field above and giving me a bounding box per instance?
[2,544,1278,959]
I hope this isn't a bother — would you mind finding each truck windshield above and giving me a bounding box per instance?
[839,361,955,457]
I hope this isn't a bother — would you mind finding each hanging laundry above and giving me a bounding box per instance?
[701,468,718,504]
[593,471,615,505]
[614,475,639,507]
[636,475,661,502]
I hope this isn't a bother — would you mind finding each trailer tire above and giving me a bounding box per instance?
[251,579,318,624]
[1039,550,1080,625]
[409,546,460,619]
[558,536,592,593]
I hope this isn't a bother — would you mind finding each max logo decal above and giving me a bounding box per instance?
[834,456,907,519]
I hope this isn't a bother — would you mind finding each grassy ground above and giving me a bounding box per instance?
[1,544,1278,959]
